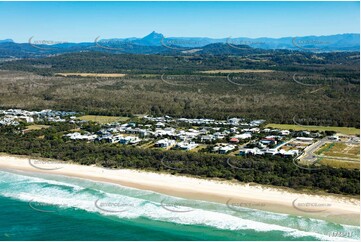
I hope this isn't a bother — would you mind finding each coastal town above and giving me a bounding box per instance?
[1,108,359,168]
[0,1,359,241]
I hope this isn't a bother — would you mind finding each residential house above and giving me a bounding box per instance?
[156,122,166,128]
[296,137,314,142]
[66,132,97,141]
[200,135,215,142]
[265,149,278,155]
[119,136,141,145]
[239,147,265,156]
[229,137,240,143]
[260,138,277,146]
[213,132,225,140]
[176,142,198,151]
[234,132,252,140]
[228,118,242,126]
[155,138,176,148]
[280,130,290,136]
[219,145,236,154]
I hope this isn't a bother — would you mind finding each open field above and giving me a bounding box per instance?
[78,115,130,124]
[266,123,360,135]
[199,69,275,74]
[316,142,359,169]
[190,144,207,152]
[320,158,360,170]
[138,141,154,149]
[55,73,126,77]
[317,142,360,160]
[25,124,50,130]
[323,143,359,159]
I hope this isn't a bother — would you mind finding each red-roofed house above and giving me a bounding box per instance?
[230,137,240,143]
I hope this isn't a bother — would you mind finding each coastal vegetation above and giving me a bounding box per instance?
[0,123,359,196]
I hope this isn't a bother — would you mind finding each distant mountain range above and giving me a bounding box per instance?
[105,31,360,51]
[0,32,359,58]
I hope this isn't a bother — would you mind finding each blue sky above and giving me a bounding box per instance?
[0,1,359,42]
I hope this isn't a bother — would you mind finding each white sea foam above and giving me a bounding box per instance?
[0,170,84,191]
[0,170,359,241]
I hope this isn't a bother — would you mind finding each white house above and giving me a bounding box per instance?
[265,149,278,155]
[201,135,215,142]
[176,142,198,151]
[296,137,314,142]
[213,132,225,140]
[19,116,34,123]
[228,118,241,126]
[155,138,176,148]
[234,132,252,140]
[119,136,141,145]
[156,122,166,128]
[66,132,97,141]
[280,130,290,136]
[219,145,236,154]
[278,149,299,157]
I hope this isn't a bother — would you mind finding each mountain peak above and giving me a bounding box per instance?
[142,31,164,40]
[134,31,164,46]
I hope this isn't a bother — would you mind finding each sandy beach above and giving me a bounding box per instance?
[0,154,359,226]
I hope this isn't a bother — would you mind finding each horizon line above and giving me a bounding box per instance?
[3,32,360,44]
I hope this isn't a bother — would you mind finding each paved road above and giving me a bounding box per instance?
[298,138,328,164]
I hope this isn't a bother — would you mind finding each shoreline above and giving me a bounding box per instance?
[0,154,359,226]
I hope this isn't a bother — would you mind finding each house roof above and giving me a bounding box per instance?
[262,138,275,141]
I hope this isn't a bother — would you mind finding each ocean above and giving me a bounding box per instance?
[0,169,359,241]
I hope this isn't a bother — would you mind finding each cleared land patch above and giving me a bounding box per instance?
[317,142,359,160]
[199,69,275,74]
[319,158,359,169]
[55,73,126,77]
[265,123,360,135]
[25,125,50,130]
[316,142,359,169]
[78,115,130,124]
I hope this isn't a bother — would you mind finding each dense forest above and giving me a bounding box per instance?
[1,50,359,75]
[0,124,359,195]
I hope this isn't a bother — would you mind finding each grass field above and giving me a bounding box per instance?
[199,69,274,74]
[316,143,334,155]
[319,158,360,169]
[25,125,50,130]
[316,142,359,169]
[78,115,130,124]
[55,73,126,77]
[191,144,207,152]
[265,123,360,135]
[139,141,155,149]
[317,142,360,160]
